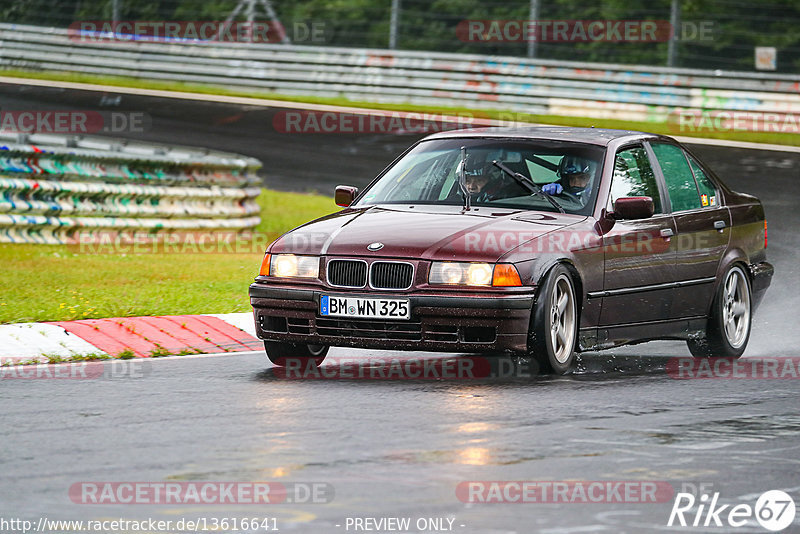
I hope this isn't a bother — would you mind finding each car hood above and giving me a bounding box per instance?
[270,205,586,262]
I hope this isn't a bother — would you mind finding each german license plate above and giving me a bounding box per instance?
[320,295,410,320]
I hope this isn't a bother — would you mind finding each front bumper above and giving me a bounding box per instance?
[249,284,534,353]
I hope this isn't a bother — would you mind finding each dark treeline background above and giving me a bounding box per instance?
[3,0,800,73]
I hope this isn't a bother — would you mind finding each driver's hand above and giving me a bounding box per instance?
[542,183,563,195]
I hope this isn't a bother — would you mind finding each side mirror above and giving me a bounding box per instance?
[335,185,358,207]
[611,196,654,220]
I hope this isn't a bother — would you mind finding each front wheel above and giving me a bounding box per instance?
[528,265,579,375]
[264,341,328,367]
[687,264,751,358]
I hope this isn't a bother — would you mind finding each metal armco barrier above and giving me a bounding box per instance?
[0,132,261,244]
[2,23,800,125]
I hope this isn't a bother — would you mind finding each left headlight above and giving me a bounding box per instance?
[264,254,320,279]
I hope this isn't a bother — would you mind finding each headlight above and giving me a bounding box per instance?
[429,262,522,287]
[429,262,493,286]
[267,254,319,279]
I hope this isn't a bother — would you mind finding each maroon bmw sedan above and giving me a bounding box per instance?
[250,127,773,374]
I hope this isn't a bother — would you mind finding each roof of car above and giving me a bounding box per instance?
[422,126,668,146]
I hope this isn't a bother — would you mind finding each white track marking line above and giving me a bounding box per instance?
[673,134,800,153]
[141,349,265,361]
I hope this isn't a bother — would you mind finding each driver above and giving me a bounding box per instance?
[542,155,596,200]
[464,161,503,202]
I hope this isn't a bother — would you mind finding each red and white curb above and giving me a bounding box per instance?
[0,312,260,363]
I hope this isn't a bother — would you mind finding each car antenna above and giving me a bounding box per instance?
[458,145,471,212]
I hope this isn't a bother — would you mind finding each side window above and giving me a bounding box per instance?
[609,146,662,214]
[687,155,718,207]
[651,143,701,212]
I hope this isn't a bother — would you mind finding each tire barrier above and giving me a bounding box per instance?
[0,132,261,244]
[1,23,799,127]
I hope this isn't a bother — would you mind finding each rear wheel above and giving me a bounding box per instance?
[528,265,578,375]
[687,264,751,358]
[264,341,328,367]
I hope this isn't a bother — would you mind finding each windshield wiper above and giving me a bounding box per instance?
[492,160,565,214]
[458,146,472,211]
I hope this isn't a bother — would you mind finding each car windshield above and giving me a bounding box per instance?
[356,138,605,215]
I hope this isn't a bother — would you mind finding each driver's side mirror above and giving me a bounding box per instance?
[335,185,358,207]
[610,196,654,220]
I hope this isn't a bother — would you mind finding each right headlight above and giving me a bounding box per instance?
[429,262,521,287]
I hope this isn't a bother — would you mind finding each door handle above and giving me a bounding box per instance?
[660,228,674,238]
[714,220,726,231]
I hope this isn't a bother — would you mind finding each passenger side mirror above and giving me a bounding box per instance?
[335,185,358,207]
[611,197,654,220]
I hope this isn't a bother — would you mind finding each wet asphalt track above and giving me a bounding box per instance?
[1,82,799,533]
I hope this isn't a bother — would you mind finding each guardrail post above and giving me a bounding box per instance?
[527,0,540,58]
[668,0,681,67]
[390,0,401,49]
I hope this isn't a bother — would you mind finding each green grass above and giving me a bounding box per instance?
[2,68,799,147]
[1,352,110,366]
[252,186,334,235]
[0,189,335,324]
[116,349,136,360]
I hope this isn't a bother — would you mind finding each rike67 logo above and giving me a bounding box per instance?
[668,489,796,531]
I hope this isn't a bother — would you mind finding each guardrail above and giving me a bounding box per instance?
[0,132,261,244]
[2,23,800,126]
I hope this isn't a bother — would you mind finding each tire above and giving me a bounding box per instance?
[264,341,328,367]
[528,265,579,375]
[687,264,751,358]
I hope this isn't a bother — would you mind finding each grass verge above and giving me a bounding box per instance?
[1,348,208,366]
[0,188,335,324]
[2,69,799,147]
